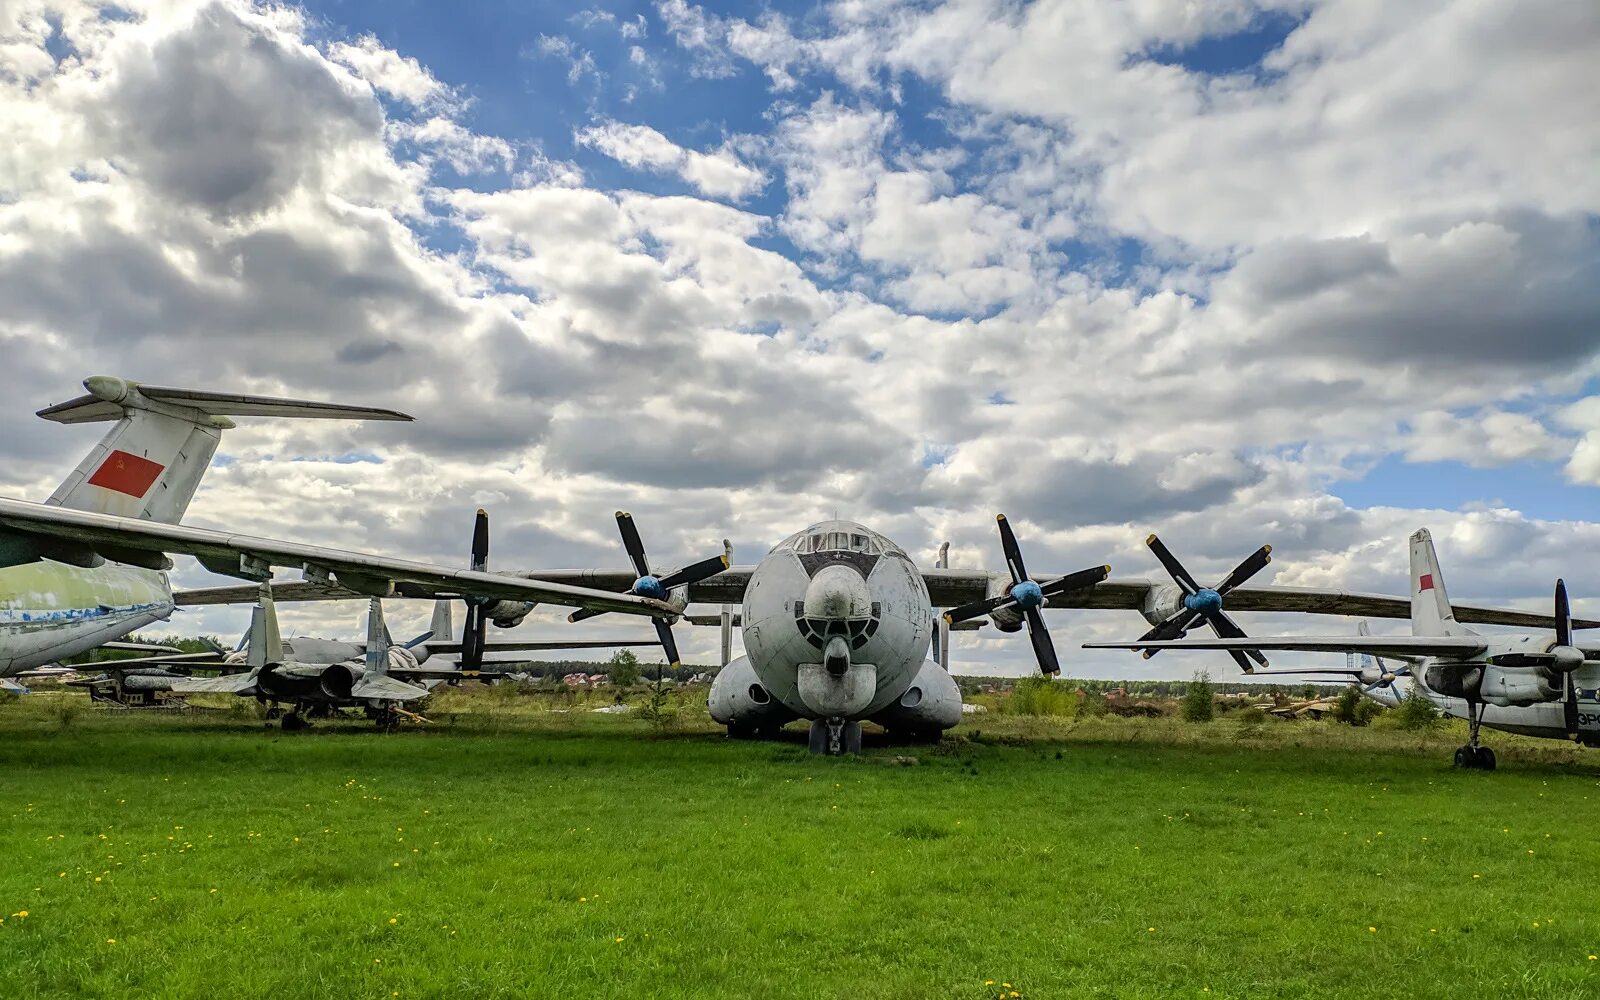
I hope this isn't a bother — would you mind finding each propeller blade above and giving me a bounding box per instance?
[471,508,489,572]
[1136,609,1201,660]
[944,592,1014,626]
[461,606,487,670]
[656,554,730,590]
[1213,545,1272,595]
[1556,578,1571,648]
[653,619,682,669]
[403,631,434,650]
[1566,670,1580,738]
[1040,564,1113,599]
[1200,609,1270,670]
[1146,534,1201,595]
[1023,607,1060,675]
[996,514,1030,585]
[616,511,652,578]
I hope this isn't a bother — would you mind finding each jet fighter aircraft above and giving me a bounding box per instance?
[1088,528,1600,769]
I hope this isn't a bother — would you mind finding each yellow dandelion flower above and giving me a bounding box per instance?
[16,911,27,918]
[615,937,624,943]
[388,918,397,925]
[392,862,400,868]
[1368,927,1376,933]
[106,938,116,945]
[985,982,994,987]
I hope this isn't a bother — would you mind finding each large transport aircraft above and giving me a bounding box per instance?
[1089,528,1600,770]
[0,377,680,680]
[178,514,1586,754]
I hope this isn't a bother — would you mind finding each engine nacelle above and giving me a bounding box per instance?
[1422,663,1482,698]
[870,659,963,735]
[708,656,797,734]
[484,600,536,629]
[981,574,1023,632]
[1478,665,1561,707]
[1140,585,1185,627]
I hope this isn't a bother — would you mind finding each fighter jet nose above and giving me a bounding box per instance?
[803,564,872,621]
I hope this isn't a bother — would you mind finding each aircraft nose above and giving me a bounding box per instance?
[803,564,872,621]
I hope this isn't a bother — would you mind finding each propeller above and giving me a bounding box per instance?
[944,513,1111,676]
[566,512,729,668]
[459,509,491,671]
[1552,579,1584,738]
[1139,535,1272,672]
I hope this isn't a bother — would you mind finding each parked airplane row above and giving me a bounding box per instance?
[2,375,1594,763]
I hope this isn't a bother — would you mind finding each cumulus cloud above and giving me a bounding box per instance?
[575,120,764,201]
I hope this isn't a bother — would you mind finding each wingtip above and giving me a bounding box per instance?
[1103,564,1112,575]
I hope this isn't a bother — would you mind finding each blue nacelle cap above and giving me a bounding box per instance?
[1010,580,1044,610]
[633,575,667,601]
[1183,588,1223,614]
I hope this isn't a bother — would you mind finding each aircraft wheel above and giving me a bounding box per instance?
[1453,745,1476,769]
[728,724,760,740]
[1474,747,1497,771]
[841,721,863,755]
[264,706,281,720]
[281,713,307,732]
[807,720,829,755]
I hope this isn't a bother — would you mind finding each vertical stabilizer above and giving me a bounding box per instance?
[1409,529,1468,636]
[246,582,283,669]
[428,600,454,643]
[365,598,390,676]
[37,376,410,524]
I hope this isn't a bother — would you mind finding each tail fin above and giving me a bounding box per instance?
[38,376,410,524]
[365,598,390,676]
[245,582,283,669]
[428,600,455,643]
[1409,528,1469,637]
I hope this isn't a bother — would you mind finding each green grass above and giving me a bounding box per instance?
[3,690,1600,999]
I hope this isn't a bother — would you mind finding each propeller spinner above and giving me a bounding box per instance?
[943,513,1111,676]
[1139,535,1272,672]
[567,512,729,668]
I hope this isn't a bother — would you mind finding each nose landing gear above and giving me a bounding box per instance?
[808,717,862,755]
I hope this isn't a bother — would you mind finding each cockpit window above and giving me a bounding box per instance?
[794,531,879,554]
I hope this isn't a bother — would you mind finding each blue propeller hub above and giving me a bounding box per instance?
[1010,580,1044,610]
[633,575,667,601]
[1183,588,1223,614]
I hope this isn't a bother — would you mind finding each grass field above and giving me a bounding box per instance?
[3,689,1600,999]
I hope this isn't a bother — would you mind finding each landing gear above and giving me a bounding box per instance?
[281,711,309,732]
[373,707,399,732]
[807,718,862,755]
[1454,701,1496,770]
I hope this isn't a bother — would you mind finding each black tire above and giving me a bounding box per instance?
[807,720,830,755]
[842,721,863,755]
[1475,746,1496,771]
[282,713,306,732]
[1453,745,1475,769]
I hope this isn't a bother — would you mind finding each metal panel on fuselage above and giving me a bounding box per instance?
[741,522,932,722]
[0,560,173,674]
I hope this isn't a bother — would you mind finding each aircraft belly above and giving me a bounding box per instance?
[0,561,173,674]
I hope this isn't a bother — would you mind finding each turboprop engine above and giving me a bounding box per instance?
[1477,665,1561,707]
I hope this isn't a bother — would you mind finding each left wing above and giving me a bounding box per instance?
[175,568,758,607]
[0,497,679,619]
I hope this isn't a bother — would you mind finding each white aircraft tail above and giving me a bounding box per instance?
[428,599,454,643]
[39,376,410,524]
[365,598,390,676]
[1409,529,1469,637]
[245,582,284,670]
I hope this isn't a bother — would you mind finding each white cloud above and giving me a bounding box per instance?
[575,120,765,201]
[329,35,456,111]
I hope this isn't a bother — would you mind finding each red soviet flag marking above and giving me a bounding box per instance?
[86,450,165,498]
[1419,573,1434,591]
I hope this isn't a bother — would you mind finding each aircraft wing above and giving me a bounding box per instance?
[0,497,679,619]
[170,672,257,695]
[98,640,183,654]
[422,638,656,654]
[174,568,759,607]
[350,674,429,701]
[82,651,229,670]
[924,569,1597,629]
[1085,635,1491,658]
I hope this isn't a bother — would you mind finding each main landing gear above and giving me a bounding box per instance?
[808,717,862,755]
[1453,701,1496,771]
[281,708,310,732]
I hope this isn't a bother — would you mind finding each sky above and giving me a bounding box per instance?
[1,0,1598,678]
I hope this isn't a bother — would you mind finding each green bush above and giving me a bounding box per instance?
[1181,671,1215,723]
[1391,687,1441,730]
[1008,676,1078,718]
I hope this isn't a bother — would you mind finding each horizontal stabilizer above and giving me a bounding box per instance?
[38,378,412,425]
[351,674,430,701]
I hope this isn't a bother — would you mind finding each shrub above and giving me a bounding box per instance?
[1332,686,1364,725]
[1008,676,1077,717]
[1234,706,1268,725]
[1181,671,1215,723]
[1391,687,1441,730]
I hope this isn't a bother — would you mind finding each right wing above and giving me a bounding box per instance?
[0,497,679,619]
[1085,635,1491,658]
